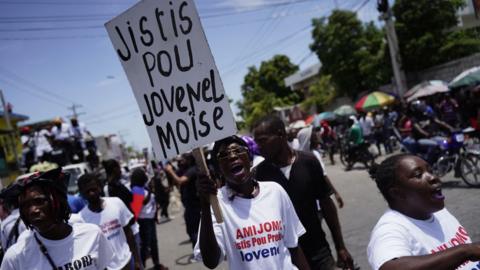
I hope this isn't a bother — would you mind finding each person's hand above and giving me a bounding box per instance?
[196,174,217,205]
[466,242,480,261]
[133,261,142,270]
[165,164,173,173]
[334,193,344,208]
[336,248,354,270]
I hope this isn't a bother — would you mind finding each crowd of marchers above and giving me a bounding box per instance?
[0,113,479,270]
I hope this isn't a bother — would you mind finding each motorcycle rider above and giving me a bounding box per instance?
[345,116,366,170]
[402,100,454,164]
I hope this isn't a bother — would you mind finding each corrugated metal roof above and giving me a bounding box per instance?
[0,111,29,121]
[285,63,321,88]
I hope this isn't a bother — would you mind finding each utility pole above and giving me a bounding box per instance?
[377,0,408,99]
[67,103,85,119]
[0,89,19,168]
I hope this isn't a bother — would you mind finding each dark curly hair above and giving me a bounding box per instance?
[19,183,71,230]
[130,168,148,187]
[77,173,102,193]
[368,153,411,205]
[102,159,120,177]
[251,115,286,136]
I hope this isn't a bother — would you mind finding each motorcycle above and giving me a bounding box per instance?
[338,134,375,170]
[394,128,480,187]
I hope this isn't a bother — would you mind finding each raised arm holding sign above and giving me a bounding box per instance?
[105,0,236,223]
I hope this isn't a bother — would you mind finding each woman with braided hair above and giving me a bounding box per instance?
[367,154,480,270]
[1,168,114,270]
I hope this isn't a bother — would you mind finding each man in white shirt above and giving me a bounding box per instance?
[2,168,114,270]
[78,173,142,270]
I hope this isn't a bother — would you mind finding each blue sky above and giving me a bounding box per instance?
[0,0,380,150]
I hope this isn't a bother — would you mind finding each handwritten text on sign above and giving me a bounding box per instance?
[105,0,236,160]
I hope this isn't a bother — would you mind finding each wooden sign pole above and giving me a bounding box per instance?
[192,147,223,223]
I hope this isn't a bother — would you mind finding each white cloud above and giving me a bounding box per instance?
[95,77,117,87]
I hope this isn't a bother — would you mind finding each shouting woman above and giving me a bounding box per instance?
[367,154,480,270]
[195,135,310,270]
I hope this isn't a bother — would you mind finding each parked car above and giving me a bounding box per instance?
[62,162,91,194]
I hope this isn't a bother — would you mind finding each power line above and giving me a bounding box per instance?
[0,66,78,104]
[0,25,104,32]
[0,34,105,40]
[354,0,371,12]
[296,51,314,66]
[0,0,134,5]
[82,101,135,122]
[221,25,312,77]
[86,108,139,125]
[0,78,67,107]
[0,0,316,22]
[67,103,85,119]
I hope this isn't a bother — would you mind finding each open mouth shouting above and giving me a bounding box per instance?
[431,186,445,201]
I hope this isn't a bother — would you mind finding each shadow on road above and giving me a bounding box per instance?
[175,254,196,266]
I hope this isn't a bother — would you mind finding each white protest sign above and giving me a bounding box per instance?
[105,0,237,160]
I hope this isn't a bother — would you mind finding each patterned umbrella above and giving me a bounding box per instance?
[305,115,315,125]
[449,66,480,90]
[334,105,356,116]
[355,91,395,111]
[313,112,336,127]
[404,80,449,102]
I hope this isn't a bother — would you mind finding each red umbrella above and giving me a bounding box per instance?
[305,115,315,125]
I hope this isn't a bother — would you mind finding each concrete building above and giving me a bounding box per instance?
[284,63,322,97]
[457,0,480,29]
[284,63,353,114]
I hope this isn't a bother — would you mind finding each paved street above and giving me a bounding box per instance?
[147,153,480,270]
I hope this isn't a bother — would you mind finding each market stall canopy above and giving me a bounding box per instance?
[355,91,395,111]
[449,66,480,90]
[404,80,449,102]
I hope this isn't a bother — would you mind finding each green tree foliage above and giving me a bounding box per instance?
[301,75,337,113]
[310,10,391,98]
[393,0,480,72]
[238,55,301,128]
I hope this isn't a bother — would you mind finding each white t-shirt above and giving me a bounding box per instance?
[69,213,85,224]
[102,184,139,236]
[34,129,53,157]
[1,209,26,250]
[288,138,300,150]
[79,197,133,270]
[1,223,114,270]
[138,190,156,219]
[359,116,374,136]
[368,208,479,270]
[252,155,265,169]
[51,123,72,140]
[194,181,306,270]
